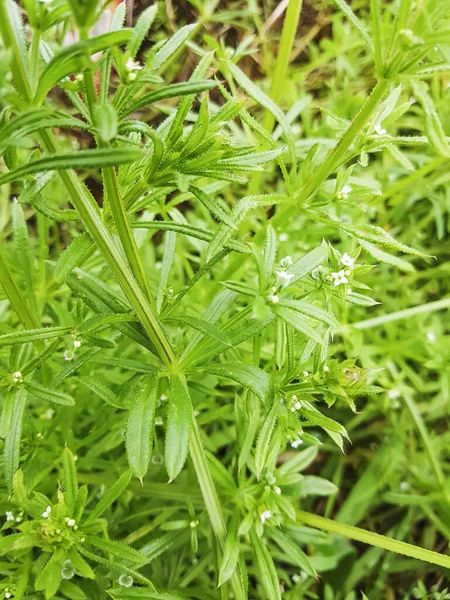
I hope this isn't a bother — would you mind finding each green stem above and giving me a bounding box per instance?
[39,128,177,369]
[82,67,155,307]
[262,0,303,135]
[0,251,39,330]
[189,418,246,600]
[297,510,450,569]
[295,78,390,204]
[251,0,302,195]
[349,297,450,330]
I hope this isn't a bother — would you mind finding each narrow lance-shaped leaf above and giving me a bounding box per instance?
[157,230,176,313]
[0,148,143,186]
[269,528,316,577]
[85,469,132,523]
[412,81,450,158]
[197,363,273,405]
[62,447,78,515]
[25,381,75,406]
[12,200,37,318]
[35,30,133,103]
[152,24,196,71]
[250,530,281,600]
[0,326,72,346]
[4,387,26,492]
[165,375,192,482]
[126,4,158,58]
[126,374,158,480]
[254,397,280,478]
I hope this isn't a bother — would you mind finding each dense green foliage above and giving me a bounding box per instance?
[0,0,450,598]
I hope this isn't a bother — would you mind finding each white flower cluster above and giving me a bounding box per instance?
[64,338,82,362]
[330,252,355,289]
[268,256,294,304]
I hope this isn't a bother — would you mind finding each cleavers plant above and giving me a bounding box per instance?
[0,0,450,598]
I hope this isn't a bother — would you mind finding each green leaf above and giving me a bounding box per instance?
[152,24,196,71]
[78,376,125,409]
[122,80,218,117]
[288,243,329,284]
[254,398,280,478]
[361,241,415,273]
[86,536,149,565]
[133,220,249,254]
[93,103,118,143]
[127,4,158,58]
[198,363,273,405]
[0,148,143,185]
[85,469,132,523]
[219,511,240,586]
[157,231,176,313]
[250,530,281,600]
[0,325,71,346]
[269,528,316,577]
[165,375,192,481]
[126,374,158,480]
[412,81,450,158]
[278,446,319,475]
[4,387,26,492]
[261,224,277,292]
[54,234,94,283]
[108,590,180,600]
[12,200,37,318]
[35,30,133,104]
[62,447,78,515]
[273,306,324,344]
[277,299,339,328]
[25,381,75,406]
[227,60,296,178]
[165,315,231,346]
[346,292,380,307]
[338,222,429,257]
[189,185,237,229]
[300,475,338,497]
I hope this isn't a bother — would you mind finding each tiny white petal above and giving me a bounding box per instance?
[340,252,355,268]
[374,123,387,135]
[426,331,436,342]
[73,340,81,349]
[280,256,293,268]
[268,294,279,304]
[6,511,14,522]
[260,510,272,523]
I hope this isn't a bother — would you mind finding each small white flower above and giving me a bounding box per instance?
[331,270,349,287]
[125,58,143,72]
[346,288,353,295]
[340,252,355,268]
[311,265,322,280]
[43,408,54,420]
[12,370,23,383]
[5,592,12,599]
[323,365,330,373]
[292,573,301,583]
[273,486,281,495]
[5,511,14,522]
[291,438,303,449]
[275,270,294,288]
[400,481,410,491]
[374,123,387,135]
[337,184,352,199]
[73,339,81,349]
[388,389,399,399]
[42,506,51,519]
[279,256,293,269]
[303,371,309,378]
[64,350,74,361]
[260,510,272,523]
[160,394,168,401]
[427,331,436,343]
[268,294,279,304]
[279,233,288,242]
[190,520,199,528]
[294,401,302,410]
[65,517,76,527]
[118,574,134,588]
